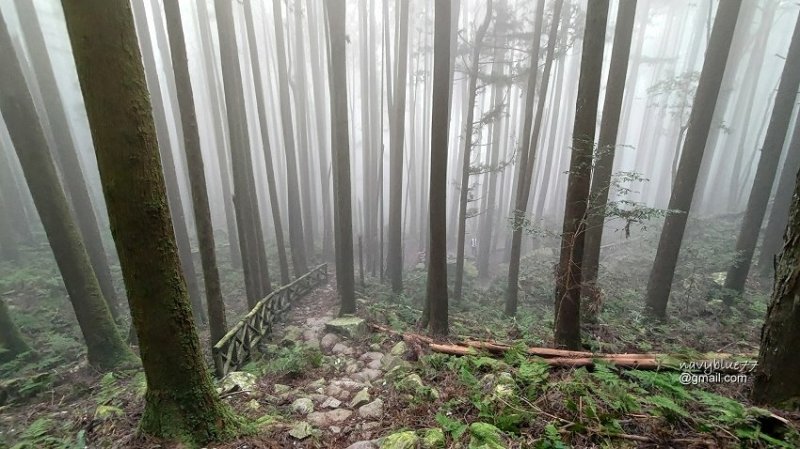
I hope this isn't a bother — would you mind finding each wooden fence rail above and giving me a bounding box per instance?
[212,263,328,377]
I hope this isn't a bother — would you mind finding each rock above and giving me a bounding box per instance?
[330,425,342,434]
[321,333,341,353]
[307,378,326,390]
[360,421,380,431]
[399,373,424,390]
[389,341,408,356]
[346,441,379,449]
[218,371,257,394]
[331,379,368,391]
[367,360,382,370]
[360,352,385,363]
[380,430,419,449]
[380,354,409,371]
[369,343,383,352]
[421,428,445,449]
[333,342,355,355]
[325,316,368,339]
[288,421,314,440]
[302,329,318,342]
[497,372,515,386]
[326,384,350,401]
[346,361,361,374]
[309,393,328,403]
[350,387,371,408]
[246,399,261,410]
[321,396,342,408]
[291,397,314,415]
[468,422,505,449]
[281,325,303,347]
[273,383,291,394]
[358,399,384,419]
[307,409,353,427]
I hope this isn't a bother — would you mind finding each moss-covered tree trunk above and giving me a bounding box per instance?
[161,0,227,346]
[325,0,357,316]
[59,0,239,444]
[0,188,19,262]
[0,15,133,371]
[751,168,800,407]
[0,298,32,363]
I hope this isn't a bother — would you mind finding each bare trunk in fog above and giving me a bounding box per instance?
[243,0,291,285]
[453,0,492,303]
[645,0,742,319]
[16,0,122,321]
[325,0,356,315]
[131,1,206,324]
[723,13,800,299]
[554,0,609,350]
[759,116,800,276]
[425,0,452,336]
[215,0,272,306]
[272,0,309,276]
[387,0,410,294]
[0,15,133,370]
[582,0,637,293]
[162,0,227,346]
[0,144,34,245]
[0,190,18,262]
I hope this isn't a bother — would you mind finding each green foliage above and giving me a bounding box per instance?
[244,345,323,379]
[534,423,570,449]
[7,417,86,449]
[436,413,468,441]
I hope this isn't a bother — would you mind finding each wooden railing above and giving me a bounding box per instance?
[212,263,329,377]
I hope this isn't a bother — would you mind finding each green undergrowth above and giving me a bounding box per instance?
[394,349,798,448]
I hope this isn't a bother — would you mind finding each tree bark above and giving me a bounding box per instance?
[0,298,32,363]
[453,0,493,302]
[162,0,227,346]
[751,165,800,407]
[15,0,122,321]
[131,0,206,325]
[645,0,742,319]
[387,0,410,294]
[60,0,240,442]
[1,10,134,371]
[426,0,452,337]
[723,12,800,298]
[272,0,309,276]
[325,0,356,316]
[582,0,638,291]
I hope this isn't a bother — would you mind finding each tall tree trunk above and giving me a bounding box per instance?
[131,1,206,324]
[306,0,335,261]
[759,115,800,276]
[243,0,291,285]
[359,0,375,275]
[387,0,410,294]
[751,165,800,407]
[60,0,240,441]
[215,0,272,307]
[15,0,121,321]
[0,13,134,371]
[0,298,31,363]
[0,142,34,245]
[426,0,452,337]
[453,0,493,302]
[645,0,742,319]
[581,0,638,292]
[272,0,309,276]
[325,0,356,315]
[162,0,227,346]
[0,188,19,262]
[554,0,609,350]
[723,13,800,299]
[195,0,241,269]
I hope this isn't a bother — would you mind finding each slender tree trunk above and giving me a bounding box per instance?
[272,0,309,276]
[0,13,134,371]
[195,0,241,269]
[215,0,272,307]
[131,1,206,325]
[453,0,493,302]
[325,0,356,315]
[581,0,637,291]
[0,298,32,363]
[0,143,34,245]
[15,0,122,321]
[723,13,800,299]
[162,0,227,346]
[751,165,800,407]
[60,0,240,441]
[645,0,742,319]
[387,0,410,294]
[759,115,800,275]
[554,0,609,349]
[0,189,19,262]
[243,0,291,285]
[426,0,452,337]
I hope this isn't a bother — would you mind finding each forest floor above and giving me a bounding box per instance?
[2,218,800,448]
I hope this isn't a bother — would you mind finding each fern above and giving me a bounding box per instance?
[644,395,689,420]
